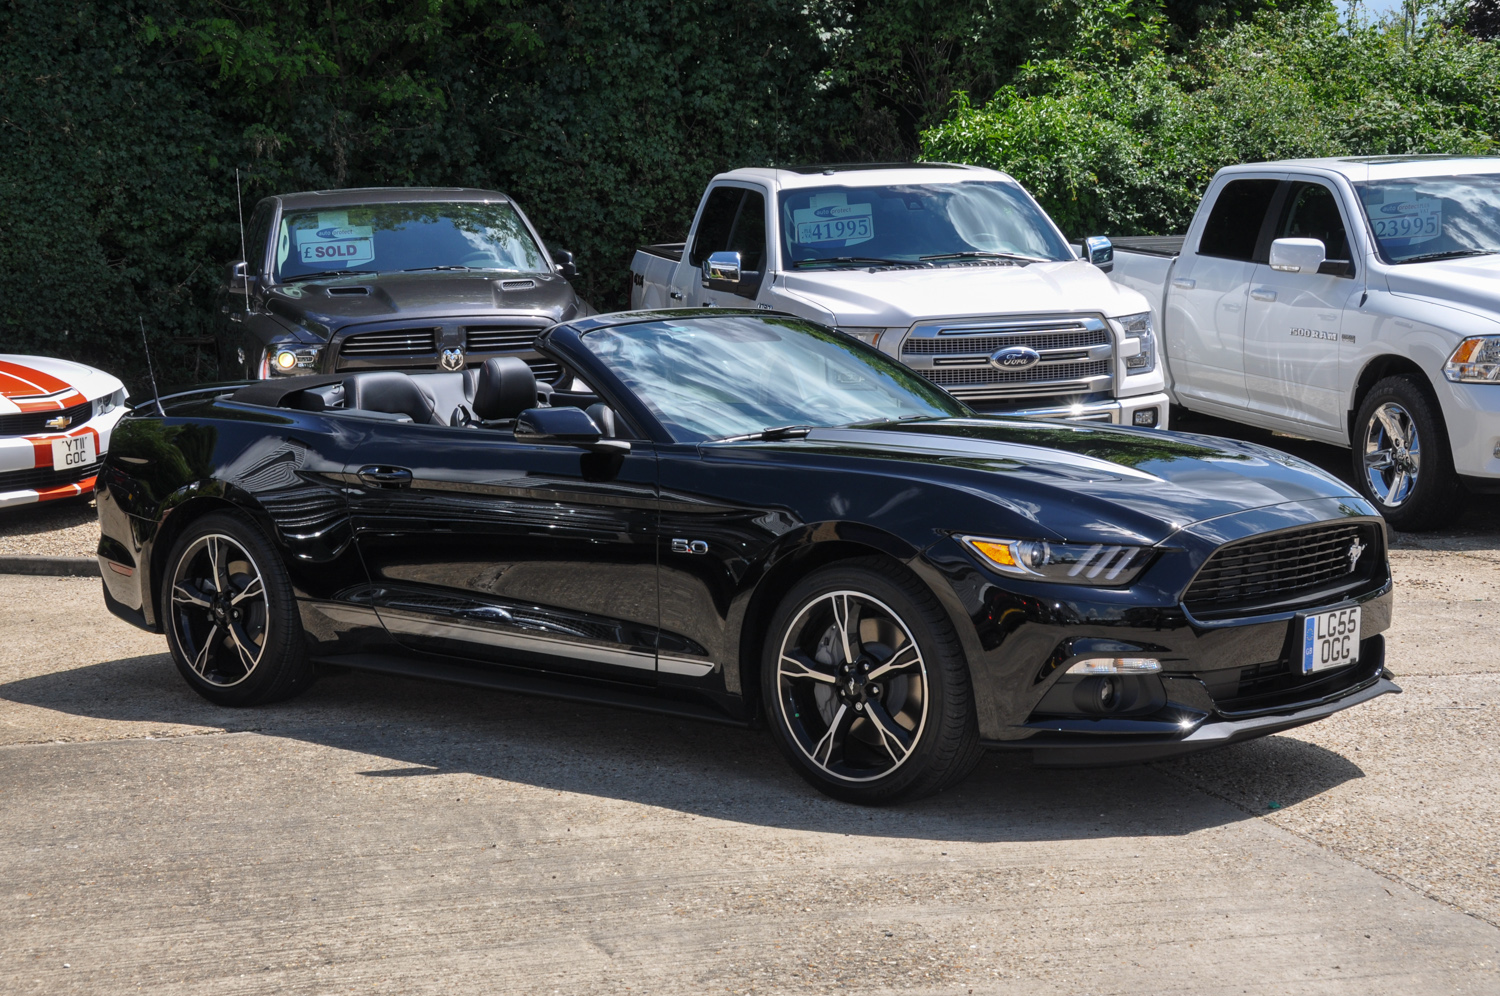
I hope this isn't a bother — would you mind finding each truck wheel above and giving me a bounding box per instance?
[161,511,315,706]
[1352,375,1464,532]
[761,558,983,805]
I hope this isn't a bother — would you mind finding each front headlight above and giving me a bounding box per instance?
[1444,336,1500,383]
[836,327,887,347]
[95,388,126,415]
[1114,312,1156,375]
[960,535,1152,586]
[270,346,321,375]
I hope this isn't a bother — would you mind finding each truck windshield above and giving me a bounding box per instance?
[580,315,967,442]
[778,181,1073,268]
[273,201,548,281]
[1354,174,1500,264]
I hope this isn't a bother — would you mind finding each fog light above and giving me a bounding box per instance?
[1132,408,1159,427]
[274,349,299,371]
[1066,657,1161,675]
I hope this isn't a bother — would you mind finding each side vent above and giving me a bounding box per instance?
[499,279,537,292]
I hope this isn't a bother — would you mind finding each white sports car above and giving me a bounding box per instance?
[0,355,128,510]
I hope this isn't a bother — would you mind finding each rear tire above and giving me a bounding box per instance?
[1352,375,1464,532]
[161,511,314,706]
[760,558,982,804]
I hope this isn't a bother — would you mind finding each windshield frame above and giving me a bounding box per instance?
[1353,173,1500,266]
[268,198,552,283]
[573,313,970,444]
[775,180,1075,271]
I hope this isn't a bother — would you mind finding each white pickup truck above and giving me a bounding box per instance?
[1108,155,1500,529]
[630,164,1169,427]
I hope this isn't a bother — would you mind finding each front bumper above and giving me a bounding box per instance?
[1439,380,1500,480]
[969,391,1171,428]
[0,405,126,509]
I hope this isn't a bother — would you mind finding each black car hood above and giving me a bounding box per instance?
[264,270,580,334]
[796,418,1368,545]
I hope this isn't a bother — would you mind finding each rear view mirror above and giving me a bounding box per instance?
[515,406,630,454]
[1084,236,1114,273]
[552,249,578,280]
[1269,237,1327,273]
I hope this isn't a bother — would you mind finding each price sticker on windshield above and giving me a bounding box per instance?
[792,196,874,248]
[296,225,375,266]
[1369,197,1441,247]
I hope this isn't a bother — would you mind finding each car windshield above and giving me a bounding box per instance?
[1354,174,1500,263]
[778,181,1073,268]
[579,316,967,442]
[273,201,548,280]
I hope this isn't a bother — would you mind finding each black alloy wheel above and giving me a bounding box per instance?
[162,511,314,706]
[1352,375,1464,532]
[761,559,982,804]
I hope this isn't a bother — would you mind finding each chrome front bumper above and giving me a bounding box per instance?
[971,392,1172,427]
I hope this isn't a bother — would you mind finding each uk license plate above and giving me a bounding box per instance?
[51,434,96,472]
[1301,606,1361,674]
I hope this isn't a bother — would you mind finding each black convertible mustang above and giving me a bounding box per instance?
[96,310,1398,803]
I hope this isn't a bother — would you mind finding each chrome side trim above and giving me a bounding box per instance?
[376,606,658,671]
[658,655,716,677]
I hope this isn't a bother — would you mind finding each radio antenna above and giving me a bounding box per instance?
[139,316,163,416]
[236,167,250,313]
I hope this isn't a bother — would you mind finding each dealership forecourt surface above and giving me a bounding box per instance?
[1,498,1497,992]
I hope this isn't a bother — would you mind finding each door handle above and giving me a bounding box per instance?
[1250,288,1277,302]
[357,466,413,488]
[668,291,684,301]
[1171,277,1196,289]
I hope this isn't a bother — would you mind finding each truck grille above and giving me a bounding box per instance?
[1184,522,1383,617]
[339,329,438,358]
[465,325,543,352]
[899,316,1114,402]
[0,399,93,437]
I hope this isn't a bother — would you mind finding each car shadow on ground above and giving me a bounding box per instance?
[0,649,1364,844]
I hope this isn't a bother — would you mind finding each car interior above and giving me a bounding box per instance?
[232,356,622,438]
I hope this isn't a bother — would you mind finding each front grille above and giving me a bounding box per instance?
[925,360,1109,387]
[0,461,97,493]
[903,329,1107,355]
[0,400,93,437]
[465,325,543,352]
[339,329,438,358]
[528,360,563,384]
[1184,522,1382,616]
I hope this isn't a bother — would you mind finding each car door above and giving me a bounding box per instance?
[1243,179,1362,433]
[341,414,662,682]
[1168,176,1283,411]
[684,184,770,310]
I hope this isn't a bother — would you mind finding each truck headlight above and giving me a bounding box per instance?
[1444,337,1500,383]
[960,535,1152,586]
[270,347,321,375]
[836,327,886,347]
[1114,312,1156,375]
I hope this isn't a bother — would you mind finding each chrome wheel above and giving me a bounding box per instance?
[775,590,929,783]
[169,533,268,687]
[1363,402,1421,507]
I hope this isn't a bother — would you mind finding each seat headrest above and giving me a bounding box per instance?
[585,403,616,438]
[347,372,436,425]
[473,356,537,421]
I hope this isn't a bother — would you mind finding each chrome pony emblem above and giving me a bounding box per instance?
[1347,539,1366,572]
[990,346,1041,370]
[45,415,73,429]
[439,347,466,372]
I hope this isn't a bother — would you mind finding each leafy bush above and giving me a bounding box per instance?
[921,4,1500,237]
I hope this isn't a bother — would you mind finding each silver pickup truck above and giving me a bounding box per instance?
[630,164,1169,427]
[1108,155,1500,530]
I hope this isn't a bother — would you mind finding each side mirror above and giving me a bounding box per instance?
[552,249,577,280]
[702,249,762,297]
[1269,237,1326,273]
[514,406,630,454]
[1083,236,1114,273]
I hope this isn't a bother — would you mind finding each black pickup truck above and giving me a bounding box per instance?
[216,187,592,384]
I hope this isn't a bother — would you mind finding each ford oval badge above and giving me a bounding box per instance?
[990,346,1041,370]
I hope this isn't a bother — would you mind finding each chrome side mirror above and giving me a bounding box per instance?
[515,406,630,454]
[1269,237,1326,273]
[1084,236,1114,273]
[703,250,742,288]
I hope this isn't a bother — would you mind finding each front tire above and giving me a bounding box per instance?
[1352,375,1464,531]
[161,511,314,706]
[760,559,982,804]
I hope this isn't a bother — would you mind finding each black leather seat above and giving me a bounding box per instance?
[345,372,436,424]
[472,357,537,421]
[410,372,472,426]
